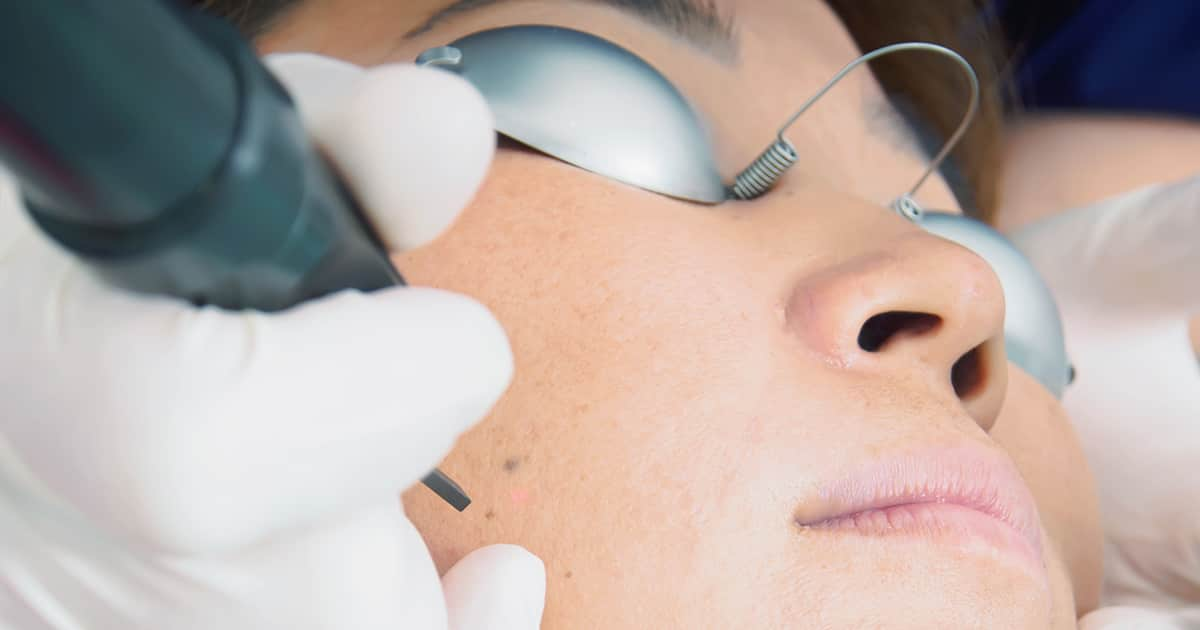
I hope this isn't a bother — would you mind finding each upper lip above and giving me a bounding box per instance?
[793,442,1043,557]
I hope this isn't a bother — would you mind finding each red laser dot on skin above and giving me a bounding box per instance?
[510,488,531,505]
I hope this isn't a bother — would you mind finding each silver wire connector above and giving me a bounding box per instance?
[728,41,981,220]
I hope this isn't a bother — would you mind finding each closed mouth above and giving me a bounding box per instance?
[793,444,1044,571]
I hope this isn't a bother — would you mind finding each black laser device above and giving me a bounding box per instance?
[0,1,470,511]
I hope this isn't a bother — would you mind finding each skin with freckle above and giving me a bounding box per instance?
[258,1,1103,627]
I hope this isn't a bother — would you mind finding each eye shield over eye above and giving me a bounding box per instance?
[415,24,1074,398]
[416,24,727,203]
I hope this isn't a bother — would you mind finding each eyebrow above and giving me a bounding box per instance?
[403,0,737,57]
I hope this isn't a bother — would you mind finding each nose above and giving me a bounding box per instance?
[784,230,1008,432]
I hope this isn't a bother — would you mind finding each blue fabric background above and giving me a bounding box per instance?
[996,0,1200,117]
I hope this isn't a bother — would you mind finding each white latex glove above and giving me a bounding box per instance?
[1079,606,1195,629]
[0,54,545,630]
[1011,174,1200,623]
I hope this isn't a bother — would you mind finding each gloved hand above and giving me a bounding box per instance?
[1011,174,1200,624]
[0,54,545,630]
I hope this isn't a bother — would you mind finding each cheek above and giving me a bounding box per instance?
[395,154,792,589]
[396,154,778,403]
[990,365,1103,614]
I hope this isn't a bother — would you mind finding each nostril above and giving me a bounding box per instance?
[857,311,941,352]
[951,345,986,398]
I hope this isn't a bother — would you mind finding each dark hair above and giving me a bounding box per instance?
[193,0,1008,220]
[192,0,299,38]
[825,1,1008,222]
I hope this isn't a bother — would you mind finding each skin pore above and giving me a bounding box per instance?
[260,1,1102,627]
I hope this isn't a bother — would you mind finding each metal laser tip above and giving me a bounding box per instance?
[423,469,472,511]
[416,46,464,67]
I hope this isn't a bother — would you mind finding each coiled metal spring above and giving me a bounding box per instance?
[727,42,979,207]
[727,139,799,200]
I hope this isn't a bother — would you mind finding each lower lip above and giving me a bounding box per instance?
[807,503,1043,571]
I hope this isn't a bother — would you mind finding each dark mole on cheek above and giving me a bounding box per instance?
[503,457,522,472]
[564,571,573,579]
[484,509,495,520]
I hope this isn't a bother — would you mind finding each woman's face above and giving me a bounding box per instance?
[266,1,1102,627]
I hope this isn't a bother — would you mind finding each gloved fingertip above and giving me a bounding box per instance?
[444,544,547,630]
[318,64,496,252]
[286,285,514,437]
[262,53,367,130]
[1078,606,1182,630]
[378,285,514,409]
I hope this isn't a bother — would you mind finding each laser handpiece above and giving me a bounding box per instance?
[0,1,470,511]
